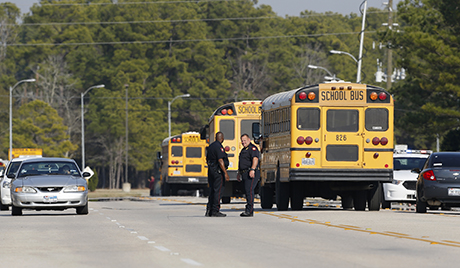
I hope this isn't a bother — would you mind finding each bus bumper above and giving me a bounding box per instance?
[289,168,393,182]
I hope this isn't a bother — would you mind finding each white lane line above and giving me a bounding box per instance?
[154,246,171,252]
[147,241,156,244]
[137,236,149,241]
[181,258,202,266]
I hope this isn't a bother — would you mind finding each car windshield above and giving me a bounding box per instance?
[394,157,427,170]
[7,162,22,176]
[17,161,80,177]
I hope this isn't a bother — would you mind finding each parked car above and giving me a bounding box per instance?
[9,157,91,216]
[415,152,460,213]
[382,149,430,209]
[0,158,24,211]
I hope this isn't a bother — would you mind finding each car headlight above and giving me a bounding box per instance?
[14,186,37,193]
[2,181,10,188]
[63,185,86,192]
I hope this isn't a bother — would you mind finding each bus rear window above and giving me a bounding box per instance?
[220,119,235,140]
[297,108,320,130]
[365,108,388,131]
[186,147,202,158]
[327,109,358,132]
[171,146,182,157]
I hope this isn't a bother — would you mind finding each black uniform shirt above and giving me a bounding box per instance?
[238,143,260,170]
[207,140,227,164]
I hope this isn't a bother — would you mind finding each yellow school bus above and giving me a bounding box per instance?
[253,82,393,211]
[200,101,262,203]
[160,132,208,196]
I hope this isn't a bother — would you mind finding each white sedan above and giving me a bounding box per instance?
[382,151,429,209]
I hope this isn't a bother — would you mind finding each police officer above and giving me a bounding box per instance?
[237,133,260,217]
[205,132,230,217]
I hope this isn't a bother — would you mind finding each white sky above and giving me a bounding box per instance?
[8,0,402,16]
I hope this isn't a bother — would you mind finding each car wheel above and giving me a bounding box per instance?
[416,197,427,213]
[0,200,9,211]
[76,202,89,215]
[11,205,22,216]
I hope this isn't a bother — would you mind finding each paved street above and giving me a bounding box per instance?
[1,196,459,267]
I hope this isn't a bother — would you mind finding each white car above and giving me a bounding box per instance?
[0,158,23,210]
[382,150,430,209]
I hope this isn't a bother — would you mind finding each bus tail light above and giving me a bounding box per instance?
[299,92,307,100]
[373,153,379,159]
[423,170,436,181]
[225,146,230,152]
[372,137,380,145]
[305,152,311,158]
[297,136,305,145]
[380,137,388,145]
[305,136,313,145]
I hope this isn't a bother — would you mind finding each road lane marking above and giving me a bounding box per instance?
[137,236,149,241]
[154,246,171,252]
[181,258,202,266]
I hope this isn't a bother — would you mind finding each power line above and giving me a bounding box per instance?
[8,31,375,47]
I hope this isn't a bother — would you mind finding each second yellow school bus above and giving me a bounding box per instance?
[200,101,261,203]
[253,82,393,211]
[160,132,208,196]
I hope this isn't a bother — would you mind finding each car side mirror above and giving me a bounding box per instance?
[7,173,15,179]
[82,172,91,177]
[411,168,421,174]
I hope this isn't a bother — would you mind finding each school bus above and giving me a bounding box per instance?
[200,101,262,203]
[160,132,208,196]
[253,82,393,211]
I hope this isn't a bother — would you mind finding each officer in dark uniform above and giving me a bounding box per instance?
[205,131,230,217]
[237,133,260,217]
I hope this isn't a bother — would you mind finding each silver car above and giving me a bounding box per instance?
[9,157,90,216]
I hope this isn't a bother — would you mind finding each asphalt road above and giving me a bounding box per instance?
[1,197,459,267]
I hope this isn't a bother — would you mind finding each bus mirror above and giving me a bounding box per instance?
[252,122,261,144]
[156,151,162,160]
[199,125,209,140]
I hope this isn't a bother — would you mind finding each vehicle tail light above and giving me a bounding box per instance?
[372,137,380,145]
[370,92,378,101]
[297,136,305,145]
[299,92,307,100]
[171,161,174,165]
[380,137,388,145]
[423,170,436,181]
[378,92,387,101]
[373,153,379,159]
[225,146,230,152]
[305,136,313,145]
[305,152,311,158]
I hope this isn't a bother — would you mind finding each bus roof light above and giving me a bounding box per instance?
[221,109,227,115]
[299,92,307,100]
[347,86,352,90]
[308,92,316,100]
[378,92,387,101]
[228,109,234,115]
[370,92,378,101]
[339,86,344,90]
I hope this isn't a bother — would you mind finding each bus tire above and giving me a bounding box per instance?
[341,192,353,210]
[260,185,274,209]
[221,196,231,204]
[162,182,171,196]
[353,190,367,211]
[290,182,304,211]
[0,200,8,211]
[367,182,381,211]
[381,199,391,209]
[275,167,289,211]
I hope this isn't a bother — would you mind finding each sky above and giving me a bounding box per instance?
[8,0,402,16]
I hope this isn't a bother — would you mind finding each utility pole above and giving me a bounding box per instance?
[387,0,393,90]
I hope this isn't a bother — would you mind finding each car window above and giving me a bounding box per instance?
[18,161,80,177]
[431,154,460,168]
[7,162,22,176]
[394,157,427,170]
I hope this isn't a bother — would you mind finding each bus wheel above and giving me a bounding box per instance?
[290,182,304,211]
[367,182,381,211]
[0,201,8,211]
[221,196,231,204]
[353,190,367,211]
[341,192,353,210]
[275,168,289,211]
[162,182,171,196]
[260,185,274,209]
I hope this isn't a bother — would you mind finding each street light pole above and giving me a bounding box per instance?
[168,94,190,137]
[80,84,105,170]
[307,65,340,81]
[9,78,36,160]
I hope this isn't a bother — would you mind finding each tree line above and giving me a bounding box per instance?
[0,0,457,188]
